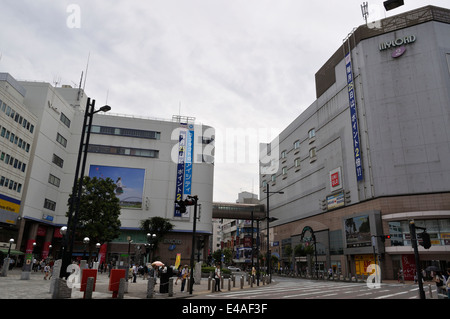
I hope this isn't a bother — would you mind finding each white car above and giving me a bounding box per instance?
[227,266,241,272]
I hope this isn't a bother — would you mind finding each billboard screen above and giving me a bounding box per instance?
[344,214,371,248]
[89,165,145,209]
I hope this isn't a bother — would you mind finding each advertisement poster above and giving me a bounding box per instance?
[89,165,145,209]
[174,125,194,218]
[345,215,371,248]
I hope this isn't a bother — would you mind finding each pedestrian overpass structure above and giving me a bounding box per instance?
[212,202,266,220]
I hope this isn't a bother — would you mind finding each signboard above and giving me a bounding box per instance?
[0,193,20,225]
[329,167,343,192]
[327,192,345,210]
[89,165,145,209]
[344,215,371,248]
[174,124,195,218]
[345,53,363,181]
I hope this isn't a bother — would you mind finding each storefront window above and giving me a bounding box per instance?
[388,219,450,247]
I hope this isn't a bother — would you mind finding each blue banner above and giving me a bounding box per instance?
[174,125,195,217]
[174,130,187,217]
[345,53,363,181]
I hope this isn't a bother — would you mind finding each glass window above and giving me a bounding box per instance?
[294,140,300,150]
[309,128,316,139]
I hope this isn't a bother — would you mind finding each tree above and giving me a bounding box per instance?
[140,216,174,261]
[67,176,121,260]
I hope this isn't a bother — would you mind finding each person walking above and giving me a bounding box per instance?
[214,263,221,292]
[180,265,189,292]
[433,271,445,294]
[43,264,50,280]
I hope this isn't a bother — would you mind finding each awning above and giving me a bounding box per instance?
[0,248,24,256]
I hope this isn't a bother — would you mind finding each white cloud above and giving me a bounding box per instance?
[1,0,449,202]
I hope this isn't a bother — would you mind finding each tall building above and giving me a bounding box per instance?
[0,74,37,255]
[259,5,450,280]
[0,74,215,267]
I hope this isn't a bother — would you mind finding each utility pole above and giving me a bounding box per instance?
[409,220,426,299]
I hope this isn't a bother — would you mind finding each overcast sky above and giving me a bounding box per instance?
[1,0,448,202]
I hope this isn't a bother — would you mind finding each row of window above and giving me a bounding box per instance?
[388,219,450,247]
[261,129,317,188]
[0,126,31,152]
[88,144,159,158]
[0,175,23,193]
[262,147,317,187]
[0,99,35,134]
[0,151,27,173]
[91,125,161,140]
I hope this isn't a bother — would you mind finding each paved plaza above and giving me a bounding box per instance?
[0,267,221,299]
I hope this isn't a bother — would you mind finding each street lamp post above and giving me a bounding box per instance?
[265,184,283,283]
[60,98,110,279]
[7,238,14,259]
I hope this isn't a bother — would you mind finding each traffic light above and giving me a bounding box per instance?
[175,196,197,214]
[420,231,431,249]
[381,235,391,242]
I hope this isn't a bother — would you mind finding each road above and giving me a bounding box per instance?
[193,276,429,299]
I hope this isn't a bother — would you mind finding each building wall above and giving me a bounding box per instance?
[259,8,450,279]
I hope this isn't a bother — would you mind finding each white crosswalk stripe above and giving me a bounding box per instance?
[204,278,420,299]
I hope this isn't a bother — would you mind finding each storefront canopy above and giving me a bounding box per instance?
[0,248,24,256]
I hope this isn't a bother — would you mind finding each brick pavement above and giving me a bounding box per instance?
[0,267,253,299]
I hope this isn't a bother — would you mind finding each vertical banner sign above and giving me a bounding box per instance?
[174,125,195,217]
[345,53,363,181]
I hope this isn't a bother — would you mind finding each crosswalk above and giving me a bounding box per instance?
[204,278,421,299]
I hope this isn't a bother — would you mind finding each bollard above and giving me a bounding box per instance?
[169,277,174,297]
[211,278,215,293]
[118,277,125,299]
[84,277,94,299]
[228,278,231,291]
[147,277,155,298]
[221,276,224,290]
[251,276,253,288]
[240,275,244,289]
[208,276,211,291]
[232,275,236,287]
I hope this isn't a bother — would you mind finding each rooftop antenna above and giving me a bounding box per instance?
[82,52,90,94]
[105,89,109,105]
[77,71,83,101]
[361,2,369,24]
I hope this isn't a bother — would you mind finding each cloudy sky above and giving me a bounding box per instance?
[1,0,448,202]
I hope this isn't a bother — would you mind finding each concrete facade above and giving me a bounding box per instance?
[259,6,450,280]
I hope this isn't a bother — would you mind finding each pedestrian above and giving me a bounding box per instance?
[133,264,139,282]
[180,265,189,292]
[175,265,182,285]
[433,271,445,294]
[214,263,221,292]
[445,269,450,299]
[43,264,50,280]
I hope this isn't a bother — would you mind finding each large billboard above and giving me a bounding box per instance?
[0,193,20,225]
[89,165,145,209]
[344,214,371,248]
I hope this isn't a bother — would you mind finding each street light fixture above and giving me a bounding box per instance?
[7,238,14,259]
[265,184,283,283]
[383,0,404,11]
[61,98,111,279]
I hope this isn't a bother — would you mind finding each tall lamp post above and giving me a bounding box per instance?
[60,98,111,279]
[265,184,283,283]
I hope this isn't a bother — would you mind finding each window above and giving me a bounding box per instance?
[60,112,71,128]
[88,144,159,158]
[271,174,276,183]
[281,150,287,159]
[294,158,301,169]
[309,147,317,163]
[44,198,56,211]
[48,174,61,187]
[294,140,300,150]
[52,154,64,168]
[56,133,67,147]
[308,128,316,139]
[282,167,287,175]
[91,125,161,140]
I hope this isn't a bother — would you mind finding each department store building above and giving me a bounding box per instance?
[259,5,450,280]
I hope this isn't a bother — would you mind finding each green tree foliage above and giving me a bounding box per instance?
[140,216,174,253]
[67,176,121,256]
